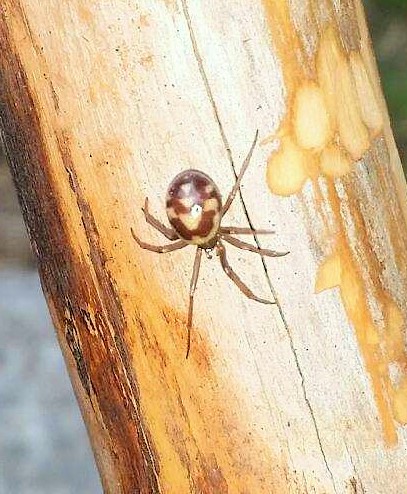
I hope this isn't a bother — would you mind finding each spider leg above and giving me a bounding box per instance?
[220,226,275,235]
[222,129,259,216]
[142,198,178,241]
[131,228,187,253]
[217,241,273,304]
[221,234,289,257]
[186,247,203,359]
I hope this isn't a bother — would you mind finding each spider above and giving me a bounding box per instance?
[131,130,288,358]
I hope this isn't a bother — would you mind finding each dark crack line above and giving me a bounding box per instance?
[180,0,261,257]
[180,1,337,491]
[345,443,366,494]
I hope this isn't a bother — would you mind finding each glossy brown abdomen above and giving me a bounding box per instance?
[166,170,222,246]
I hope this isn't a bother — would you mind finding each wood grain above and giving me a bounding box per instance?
[1,0,407,492]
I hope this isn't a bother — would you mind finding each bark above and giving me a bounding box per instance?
[1,1,407,492]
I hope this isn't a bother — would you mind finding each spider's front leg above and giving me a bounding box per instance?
[222,129,259,216]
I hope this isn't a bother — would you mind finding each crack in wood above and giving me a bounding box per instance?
[180,0,338,491]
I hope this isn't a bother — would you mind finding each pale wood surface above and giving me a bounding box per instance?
[1,1,407,492]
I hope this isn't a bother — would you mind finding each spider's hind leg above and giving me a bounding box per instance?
[131,229,187,253]
[142,198,178,241]
[220,226,275,235]
[222,234,289,257]
[186,247,203,359]
[216,241,273,305]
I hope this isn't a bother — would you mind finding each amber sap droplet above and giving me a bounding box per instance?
[166,170,222,247]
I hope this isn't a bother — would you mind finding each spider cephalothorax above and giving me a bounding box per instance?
[132,131,288,357]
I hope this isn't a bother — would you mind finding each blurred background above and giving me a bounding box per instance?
[0,1,406,493]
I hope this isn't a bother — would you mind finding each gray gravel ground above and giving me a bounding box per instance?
[0,268,100,494]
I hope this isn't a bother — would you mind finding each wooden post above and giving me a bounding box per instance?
[1,1,407,492]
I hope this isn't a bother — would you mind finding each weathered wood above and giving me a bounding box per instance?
[1,1,407,492]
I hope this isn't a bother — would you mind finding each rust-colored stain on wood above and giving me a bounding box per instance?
[2,0,407,491]
[0,23,163,490]
[316,240,399,447]
[0,5,163,492]
[262,0,407,446]
[118,275,290,492]
[314,173,407,445]
[0,2,293,492]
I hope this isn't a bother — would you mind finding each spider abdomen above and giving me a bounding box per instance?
[166,170,222,246]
